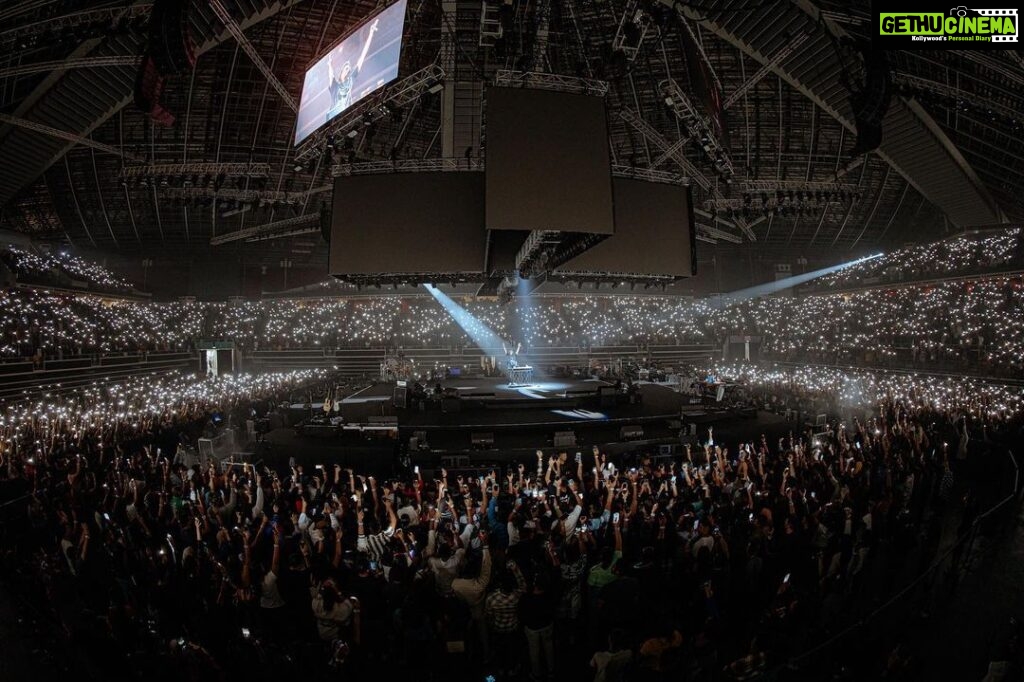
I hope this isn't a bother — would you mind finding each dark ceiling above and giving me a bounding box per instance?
[0,0,1019,273]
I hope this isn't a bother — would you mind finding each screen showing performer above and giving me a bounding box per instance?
[294,0,407,145]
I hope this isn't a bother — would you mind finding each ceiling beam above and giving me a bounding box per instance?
[664,0,1006,228]
[722,33,808,109]
[0,0,308,209]
[0,111,143,161]
[0,55,140,80]
[208,0,297,112]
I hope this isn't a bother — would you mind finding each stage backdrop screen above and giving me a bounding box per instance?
[294,0,407,145]
[329,172,486,276]
[555,178,696,277]
[485,87,614,234]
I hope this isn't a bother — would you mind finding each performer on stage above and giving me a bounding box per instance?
[327,18,379,120]
[503,340,528,386]
[502,341,521,371]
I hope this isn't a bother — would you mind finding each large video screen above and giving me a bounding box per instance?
[555,179,696,277]
[485,87,614,234]
[294,0,407,145]
[329,172,486,276]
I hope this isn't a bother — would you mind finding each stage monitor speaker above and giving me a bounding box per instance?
[553,431,577,448]
[471,432,495,448]
[441,455,470,469]
[619,425,644,441]
[393,386,408,408]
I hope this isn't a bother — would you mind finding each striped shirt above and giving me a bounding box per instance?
[357,527,395,562]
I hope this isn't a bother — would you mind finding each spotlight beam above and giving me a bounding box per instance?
[712,253,882,308]
[423,284,506,352]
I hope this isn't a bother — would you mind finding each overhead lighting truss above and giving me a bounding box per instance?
[548,271,678,287]
[338,272,484,288]
[161,183,332,204]
[740,180,860,194]
[610,164,685,185]
[331,157,482,177]
[515,230,564,279]
[210,212,321,245]
[612,0,655,62]
[120,162,271,180]
[695,223,743,244]
[893,72,1023,122]
[0,3,151,47]
[706,181,864,219]
[479,0,505,47]
[659,78,735,181]
[294,63,446,165]
[619,107,711,193]
[493,70,609,96]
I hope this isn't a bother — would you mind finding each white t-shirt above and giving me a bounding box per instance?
[260,571,286,609]
[591,650,632,682]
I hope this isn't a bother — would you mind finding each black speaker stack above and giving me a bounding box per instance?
[134,0,196,126]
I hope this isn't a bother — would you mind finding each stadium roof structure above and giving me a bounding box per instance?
[0,0,1020,271]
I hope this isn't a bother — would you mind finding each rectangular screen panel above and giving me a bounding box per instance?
[485,87,614,234]
[295,0,407,145]
[555,178,696,277]
[329,172,486,276]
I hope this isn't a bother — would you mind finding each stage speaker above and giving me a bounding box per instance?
[441,455,470,469]
[553,431,576,448]
[393,386,408,408]
[471,432,495,449]
[619,425,644,441]
[149,0,196,75]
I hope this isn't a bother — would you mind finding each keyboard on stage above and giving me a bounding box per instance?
[508,365,534,385]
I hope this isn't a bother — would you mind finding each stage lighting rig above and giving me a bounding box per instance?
[660,78,735,182]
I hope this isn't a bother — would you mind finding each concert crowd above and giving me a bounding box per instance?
[0,360,1020,681]
[2,276,1023,378]
[0,230,1021,679]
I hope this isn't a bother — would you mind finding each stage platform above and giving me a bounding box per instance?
[283,376,755,459]
[260,406,790,474]
[345,375,612,405]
